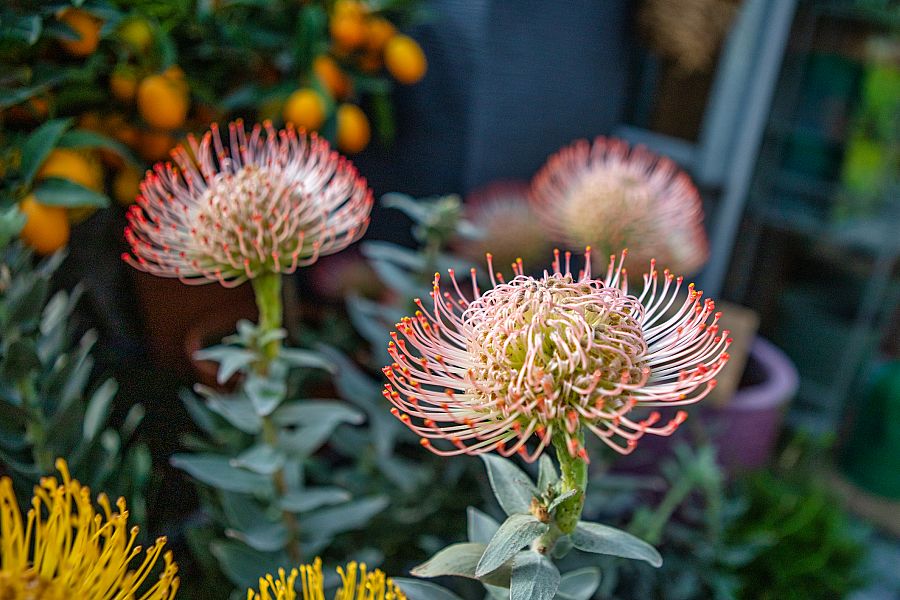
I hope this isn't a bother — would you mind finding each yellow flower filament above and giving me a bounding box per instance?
[248,558,405,600]
[0,458,179,600]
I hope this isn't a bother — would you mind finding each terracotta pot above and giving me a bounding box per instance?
[130,271,258,382]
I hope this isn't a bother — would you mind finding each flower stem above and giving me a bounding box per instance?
[249,272,301,561]
[552,427,588,535]
[251,272,283,367]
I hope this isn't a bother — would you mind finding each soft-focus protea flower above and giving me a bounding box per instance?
[247,557,404,600]
[123,120,373,287]
[530,137,708,277]
[383,249,731,461]
[0,459,179,600]
[454,181,551,271]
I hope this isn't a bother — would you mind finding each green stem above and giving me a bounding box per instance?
[552,427,588,535]
[251,272,283,368]
[637,475,695,546]
[249,272,301,562]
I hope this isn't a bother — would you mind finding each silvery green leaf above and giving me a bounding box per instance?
[571,521,662,567]
[302,495,388,539]
[278,421,340,456]
[468,506,501,545]
[180,390,220,436]
[556,568,601,600]
[477,514,548,577]
[171,453,273,495]
[510,551,559,600]
[220,491,270,533]
[369,257,427,300]
[279,487,350,513]
[412,543,484,580]
[82,379,116,441]
[193,345,257,384]
[272,400,364,428]
[245,373,287,416]
[393,579,464,600]
[231,444,285,475]
[485,584,509,599]
[547,489,577,513]
[361,240,426,270]
[210,540,287,590]
[225,520,288,552]
[278,347,334,372]
[204,393,261,434]
[481,455,538,516]
[537,455,559,492]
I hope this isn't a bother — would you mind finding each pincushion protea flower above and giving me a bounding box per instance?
[454,181,551,271]
[123,120,373,287]
[530,137,708,277]
[247,558,404,600]
[0,459,179,599]
[383,249,731,461]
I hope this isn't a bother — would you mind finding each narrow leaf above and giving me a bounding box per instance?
[481,454,538,516]
[556,567,602,600]
[279,487,350,513]
[467,506,500,545]
[393,579,463,600]
[83,379,117,441]
[20,118,72,185]
[510,551,560,600]
[476,514,547,576]
[571,521,663,567]
[171,454,273,494]
[537,454,559,492]
[33,178,109,208]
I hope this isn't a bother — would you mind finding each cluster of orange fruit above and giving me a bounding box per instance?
[283,0,427,154]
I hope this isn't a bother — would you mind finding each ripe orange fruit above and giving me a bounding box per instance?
[139,129,176,162]
[18,195,70,255]
[137,72,190,130]
[330,14,367,51]
[313,55,351,100]
[384,34,427,84]
[5,96,50,124]
[118,17,154,53]
[58,8,103,57]
[77,112,103,131]
[110,66,139,103]
[37,149,103,191]
[336,103,371,154]
[334,0,366,18]
[283,88,327,131]
[113,167,143,206]
[366,17,396,52]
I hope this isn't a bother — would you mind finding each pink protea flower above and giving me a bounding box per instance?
[382,249,731,462]
[454,181,551,271]
[123,120,373,287]
[530,137,708,277]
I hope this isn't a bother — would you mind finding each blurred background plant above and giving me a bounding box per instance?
[0,237,151,525]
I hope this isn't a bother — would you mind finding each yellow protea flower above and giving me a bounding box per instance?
[248,557,405,600]
[0,458,179,600]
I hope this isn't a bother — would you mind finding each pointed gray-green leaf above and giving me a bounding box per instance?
[210,540,286,590]
[272,400,364,428]
[547,488,577,514]
[537,454,559,492]
[277,347,334,372]
[231,444,285,476]
[476,514,548,577]
[225,520,288,552]
[467,506,501,545]
[556,567,601,600]
[82,379,116,441]
[193,345,257,384]
[204,393,261,434]
[170,454,272,495]
[392,579,464,600]
[302,495,387,539]
[245,373,287,416]
[510,551,559,600]
[481,455,538,516]
[279,487,350,513]
[412,543,512,586]
[571,521,662,567]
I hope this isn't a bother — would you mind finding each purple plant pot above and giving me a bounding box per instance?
[610,336,799,475]
[704,336,799,471]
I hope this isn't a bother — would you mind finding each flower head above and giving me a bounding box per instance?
[0,459,179,600]
[383,249,731,461]
[454,181,551,271]
[530,137,708,277]
[124,120,373,287]
[247,558,404,600]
